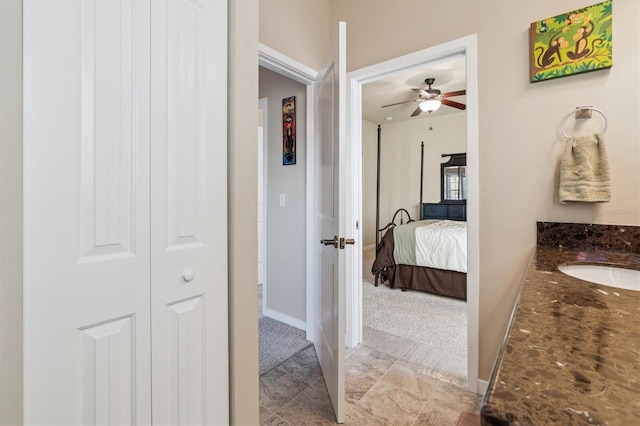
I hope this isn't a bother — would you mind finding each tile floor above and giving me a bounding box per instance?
[259,341,480,425]
[259,281,481,425]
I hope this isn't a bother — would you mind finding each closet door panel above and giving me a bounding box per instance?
[23,0,151,424]
[167,296,206,424]
[166,0,205,248]
[79,0,138,259]
[150,0,229,424]
[79,316,136,425]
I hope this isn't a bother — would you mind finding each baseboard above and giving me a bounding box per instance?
[363,243,375,252]
[263,308,306,331]
[477,379,488,396]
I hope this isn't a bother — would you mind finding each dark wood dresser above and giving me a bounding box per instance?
[421,201,466,221]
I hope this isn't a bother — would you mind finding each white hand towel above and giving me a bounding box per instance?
[559,132,610,204]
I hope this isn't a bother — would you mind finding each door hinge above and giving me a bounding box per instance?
[356,220,359,230]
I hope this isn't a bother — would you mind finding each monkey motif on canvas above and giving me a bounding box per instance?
[530,0,612,82]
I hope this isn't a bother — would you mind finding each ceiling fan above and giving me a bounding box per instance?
[381,78,466,117]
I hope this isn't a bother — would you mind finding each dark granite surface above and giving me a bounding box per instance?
[481,224,640,426]
[537,221,640,253]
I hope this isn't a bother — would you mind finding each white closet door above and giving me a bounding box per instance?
[23,0,152,424]
[150,1,229,424]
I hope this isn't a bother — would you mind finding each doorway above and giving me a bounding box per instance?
[361,115,469,381]
[347,34,480,393]
[258,44,318,337]
[257,65,312,331]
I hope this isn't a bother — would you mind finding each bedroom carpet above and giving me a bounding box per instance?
[259,316,312,375]
[363,257,376,284]
[362,278,467,380]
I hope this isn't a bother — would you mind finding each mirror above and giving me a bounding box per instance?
[441,153,467,201]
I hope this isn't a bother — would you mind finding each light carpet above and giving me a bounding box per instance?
[363,257,376,284]
[362,279,467,379]
[259,316,312,375]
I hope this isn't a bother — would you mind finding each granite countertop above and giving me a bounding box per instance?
[481,245,640,425]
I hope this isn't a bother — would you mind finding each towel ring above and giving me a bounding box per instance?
[560,107,608,138]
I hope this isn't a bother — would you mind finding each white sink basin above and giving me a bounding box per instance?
[558,264,640,291]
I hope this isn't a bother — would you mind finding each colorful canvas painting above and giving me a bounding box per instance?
[282,96,296,165]
[530,0,612,82]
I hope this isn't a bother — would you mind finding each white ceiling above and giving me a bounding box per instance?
[361,53,467,125]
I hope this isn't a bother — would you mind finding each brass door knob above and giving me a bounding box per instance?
[320,236,339,248]
[340,238,356,249]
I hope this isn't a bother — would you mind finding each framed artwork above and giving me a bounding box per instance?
[282,96,296,165]
[529,0,612,82]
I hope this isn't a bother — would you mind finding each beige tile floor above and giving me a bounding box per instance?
[259,279,481,425]
[259,341,480,425]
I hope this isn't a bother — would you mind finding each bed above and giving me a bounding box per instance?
[371,127,467,300]
[371,213,467,300]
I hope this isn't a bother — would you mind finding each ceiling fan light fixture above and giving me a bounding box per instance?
[419,99,441,112]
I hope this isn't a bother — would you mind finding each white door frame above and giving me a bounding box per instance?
[258,44,319,340]
[346,34,481,394]
[258,97,268,311]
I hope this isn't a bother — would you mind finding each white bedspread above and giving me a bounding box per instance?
[415,220,467,273]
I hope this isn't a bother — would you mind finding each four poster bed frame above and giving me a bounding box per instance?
[371,125,467,300]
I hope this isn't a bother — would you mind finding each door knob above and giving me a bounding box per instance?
[183,270,195,282]
[320,236,339,248]
[340,238,356,249]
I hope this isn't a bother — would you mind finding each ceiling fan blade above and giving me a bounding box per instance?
[381,99,416,108]
[411,88,428,97]
[410,106,423,117]
[441,98,466,110]
[441,89,466,98]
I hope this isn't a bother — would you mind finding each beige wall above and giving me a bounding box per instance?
[229,0,260,424]
[259,0,330,70]
[330,0,640,379]
[362,114,467,247]
[0,0,23,424]
[259,67,308,323]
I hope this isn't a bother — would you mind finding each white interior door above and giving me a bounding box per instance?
[314,21,347,424]
[150,0,228,424]
[23,0,152,423]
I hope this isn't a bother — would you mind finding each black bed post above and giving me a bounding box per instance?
[420,141,424,220]
[376,125,381,252]
[375,124,381,286]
